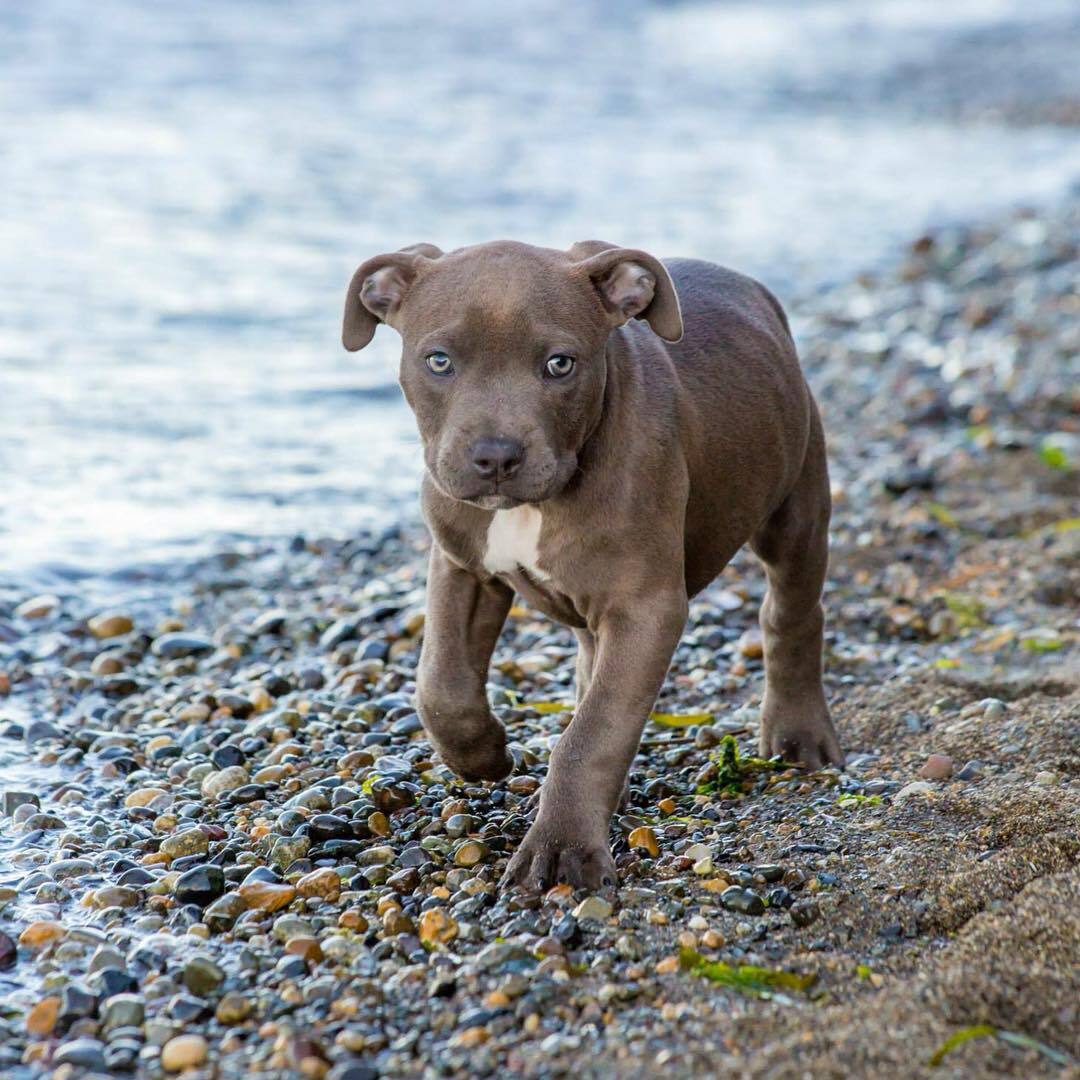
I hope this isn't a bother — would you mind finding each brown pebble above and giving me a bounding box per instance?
[919,754,954,780]
[25,996,60,1036]
[737,629,764,659]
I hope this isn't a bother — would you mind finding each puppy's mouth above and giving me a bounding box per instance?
[428,449,579,509]
[466,493,524,511]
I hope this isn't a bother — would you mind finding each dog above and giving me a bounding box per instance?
[342,239,843,891]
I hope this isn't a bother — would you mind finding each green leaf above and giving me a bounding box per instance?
[650,711,713,728]
[1021,631,1064,653]
[519,700,573,714]
[679,948,816,998]
[925,501,959,528]
[1038,440,1074,472]
[929,1025,997,1066]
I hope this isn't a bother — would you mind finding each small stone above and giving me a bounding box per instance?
[201,766,249,799]
[720,886,765,915]
[418,908,459,946]
[161,1034,209,1072]
[270,835,311,870]
[3,790,40,816]
[790,899,820,927]
[203,893,248,933]
[238,880,296,912]
[88,611,134,638]
[919,754,954,780]
[737,629,764,659]
[628,826,659,857]
[18,921,65,950]
[0,930,15,969]
[91,885,140,909]
[453,840,490,868]
[152,632,215,659]
[451,1026,489,1049]
[174,865,226,908]
[296,868,342,902]
[215,992,254,1024]
[91,653,124,675]
[1034,771,1059,787]
[16,594,60,620]
[53,1038,106,1071]
[26,996,60,1036]
[160,827,210,861]
[507,776,540,795]
[572,896,613,922]
[125,787,168,809]
[101,993,145,1031]
[893,780,935,804]
[284,935,323,964]
[183,955,225,996]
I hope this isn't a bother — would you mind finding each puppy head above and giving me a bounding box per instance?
[343,239,682,508]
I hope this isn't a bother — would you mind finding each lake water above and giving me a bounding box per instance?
[2,0,1079,597]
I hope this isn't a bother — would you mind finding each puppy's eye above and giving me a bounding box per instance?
[425,351,454,376]
[545,354,575,378]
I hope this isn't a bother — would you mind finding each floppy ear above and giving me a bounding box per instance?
[574,246,683,343]
[342,244,443,352]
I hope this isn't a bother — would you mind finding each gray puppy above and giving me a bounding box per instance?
[343,239,843,891]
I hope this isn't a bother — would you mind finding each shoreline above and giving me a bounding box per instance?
[1,191,1077,1078]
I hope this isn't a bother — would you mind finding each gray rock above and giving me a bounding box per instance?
[1,790,39,816]
[151,632,215,659]
[53,1038,107,1070]
[101,993,145,1031]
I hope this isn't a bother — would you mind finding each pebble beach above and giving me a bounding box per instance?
[1,193,1077,1078]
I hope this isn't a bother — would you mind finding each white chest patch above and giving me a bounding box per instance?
[483,505,549,581]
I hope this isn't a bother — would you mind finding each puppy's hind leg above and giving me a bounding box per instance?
[750,409,844,769]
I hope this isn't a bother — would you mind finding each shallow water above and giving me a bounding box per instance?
[2,0,1079,595]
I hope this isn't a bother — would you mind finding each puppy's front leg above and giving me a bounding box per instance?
[417,547,515,782]
[502,590,688,892]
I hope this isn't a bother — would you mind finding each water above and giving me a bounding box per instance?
[2,0,1079,595]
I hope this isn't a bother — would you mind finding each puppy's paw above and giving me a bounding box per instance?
[501,820,616,893]
[760,709,844,771]
[445,745,514,783]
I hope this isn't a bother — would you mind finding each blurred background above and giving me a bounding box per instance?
[2,0,1079,594]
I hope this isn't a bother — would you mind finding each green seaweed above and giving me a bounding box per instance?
[679,948,816,998]
[941,591,986,629]
[836,794,882,809]
[995,1030,1072,1067]
[929,1025,997,1066]
[696,735,787,796]
[929,1025,1073,1068]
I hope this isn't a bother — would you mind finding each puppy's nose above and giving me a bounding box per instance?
[469,437,526,482]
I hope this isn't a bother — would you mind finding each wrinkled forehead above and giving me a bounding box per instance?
[402,245,604,345]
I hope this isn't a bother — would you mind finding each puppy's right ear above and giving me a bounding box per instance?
[342,244,443,351]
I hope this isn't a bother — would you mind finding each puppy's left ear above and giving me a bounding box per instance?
[574,246,683,343]
[342,244,443,351]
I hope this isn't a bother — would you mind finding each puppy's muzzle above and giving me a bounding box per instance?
[468,436,526,483]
